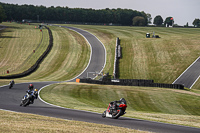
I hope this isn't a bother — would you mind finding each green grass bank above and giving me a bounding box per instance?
[40,82,200,128]
[0,110,146,133]
[0,22,48,76]
[62,24,200,90]
[0,22,90,83]
[1,23,200,90]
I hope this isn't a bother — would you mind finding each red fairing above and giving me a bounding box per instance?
[119,104,127,109]
[107,103,111,112]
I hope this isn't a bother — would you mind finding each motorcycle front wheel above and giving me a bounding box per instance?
[21,99,30,107]
[102,111,106,118]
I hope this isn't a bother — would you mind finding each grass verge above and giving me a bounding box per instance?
[0,110,148,133]
[40,82,200,128]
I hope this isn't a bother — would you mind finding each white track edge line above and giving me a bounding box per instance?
[189,74,200,89]
[38,84,101,115]
[172,56,200,85]
[61,26,107,80]
[38,25,106,114]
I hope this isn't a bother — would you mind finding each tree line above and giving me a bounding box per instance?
[153,15,200,27]
[0,2,149,26]
[0,2,199,27]
[153,15,174,27]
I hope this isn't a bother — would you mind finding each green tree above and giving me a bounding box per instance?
[153,15,163,26]
[0,5,6,22]
[193,18,200,27]
[146,13,152,24]
[184,22,189,27]
[132,16,145,26]
[0,2,148,25]
[164,17,174,27]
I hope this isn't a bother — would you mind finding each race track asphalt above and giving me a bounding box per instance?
[1,26,200,133]
[173,56,200,89]
[61,26,106,81]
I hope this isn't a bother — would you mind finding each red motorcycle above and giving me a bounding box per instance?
[102,98,127,119]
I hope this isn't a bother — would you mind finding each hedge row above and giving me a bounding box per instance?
[79,78,184,89]
[0,26,53,79]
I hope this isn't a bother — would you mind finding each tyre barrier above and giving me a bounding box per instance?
[113,37,121,79]
[0,26,53,79]
[78,78,184,90]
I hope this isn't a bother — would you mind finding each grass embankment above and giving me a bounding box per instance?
[19,25,90,81]
[0,110,146,133]
[0,22,48,76]
[40,83,200,128]
[0,22,90,83]
[1,23,200,89]
[64,25,200,89]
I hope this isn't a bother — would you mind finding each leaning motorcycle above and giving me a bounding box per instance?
[20,89,38,107]
[9,81,14,89]
[9,83,13,89]
[102,99,127,119]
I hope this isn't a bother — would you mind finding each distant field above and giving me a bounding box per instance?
[40,82,200,128]
[1,23,200,89]
[63,24,200,89]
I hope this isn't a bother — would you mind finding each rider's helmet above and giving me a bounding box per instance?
[28,84,34,91]
[120,98,125,101]
[34,89,38,92]
[120,98,126,104]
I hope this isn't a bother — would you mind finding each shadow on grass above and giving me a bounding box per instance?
[2,25,21,29]
[0,27,20,39]
[0,24,23,39]
[0,35,19,39]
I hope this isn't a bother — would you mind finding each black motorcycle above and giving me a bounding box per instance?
[20,89,38,107]
[9,83,13,89]
[102,98,127,119]
[9,80,14,89]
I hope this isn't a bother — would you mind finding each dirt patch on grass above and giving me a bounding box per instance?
[170,89,200,96]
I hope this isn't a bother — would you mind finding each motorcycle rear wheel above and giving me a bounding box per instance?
[112,109,122,119]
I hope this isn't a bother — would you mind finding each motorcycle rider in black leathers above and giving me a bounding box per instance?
[10,80,15,85]
[28,84,34,91]
[109,98,126,114]
[20,84,38,106]
[27,84,38,104]
[9,80,15,88]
